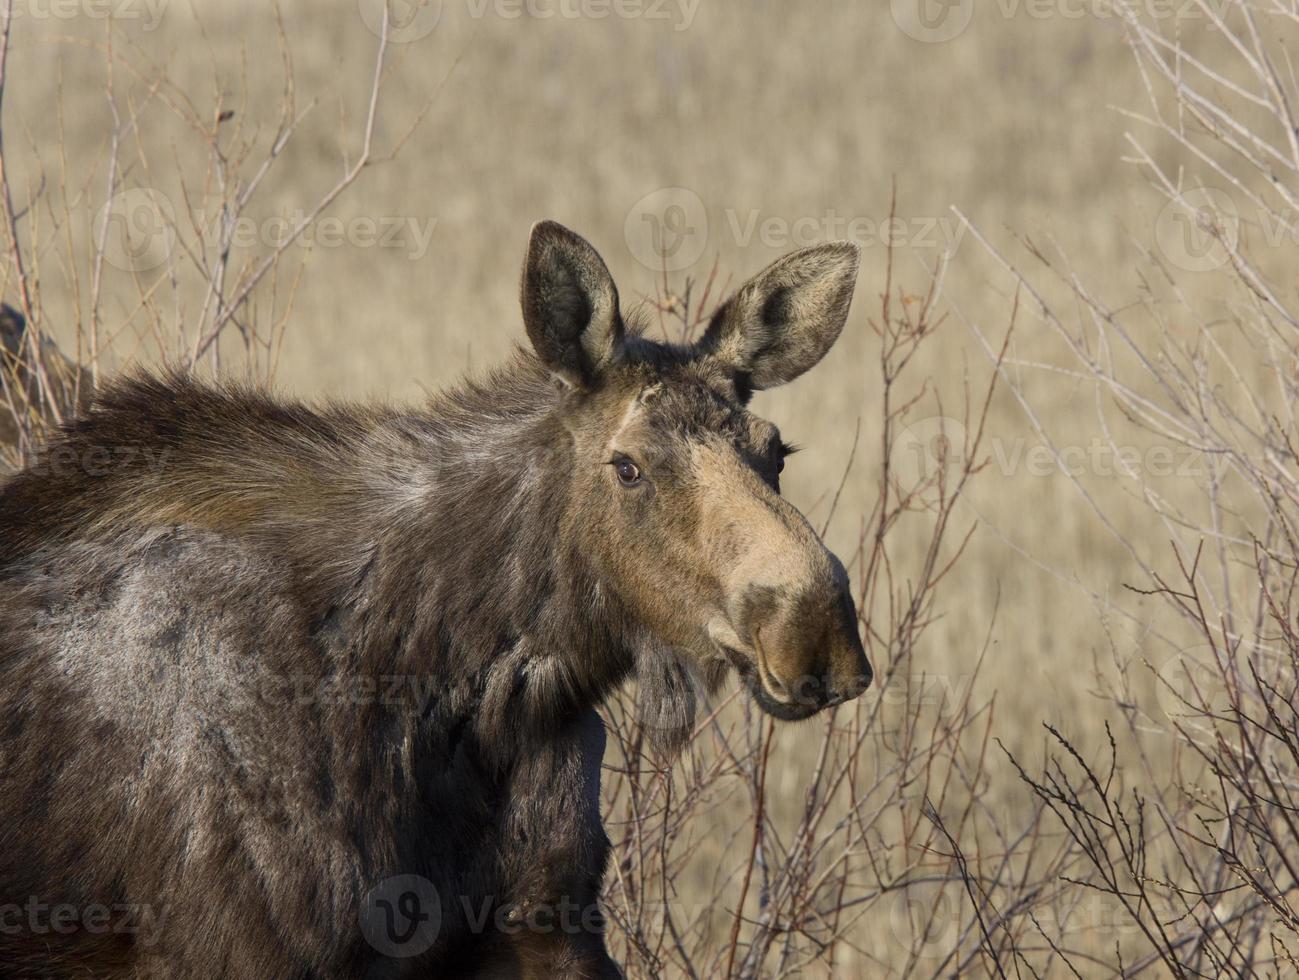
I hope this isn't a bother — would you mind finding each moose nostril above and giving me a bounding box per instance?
[825,666,872,707]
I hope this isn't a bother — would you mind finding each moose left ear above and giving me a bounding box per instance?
[696,242,860,390]
[521,220,624,389]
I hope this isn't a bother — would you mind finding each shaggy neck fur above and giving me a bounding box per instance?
[0,354,642,758]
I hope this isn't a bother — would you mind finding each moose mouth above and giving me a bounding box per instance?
[715,641,824,722]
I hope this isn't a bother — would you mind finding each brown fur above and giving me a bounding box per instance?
[0,223,869,978]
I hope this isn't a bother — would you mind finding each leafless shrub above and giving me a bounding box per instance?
[948,1,1299,975]
[0,0,428,472]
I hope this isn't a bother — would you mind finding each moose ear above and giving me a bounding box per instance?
[521,221,623,389]
[696,242,859,390]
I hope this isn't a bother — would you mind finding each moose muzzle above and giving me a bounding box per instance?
[729,560,872,720]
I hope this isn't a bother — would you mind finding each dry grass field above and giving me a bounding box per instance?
[4,0,1299,975]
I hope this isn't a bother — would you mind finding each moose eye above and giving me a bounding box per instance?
[614,458,641,486]
[775,440,798,475]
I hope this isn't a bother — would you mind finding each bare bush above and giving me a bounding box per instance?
[0,0,427,472]
[947,1,1299,974]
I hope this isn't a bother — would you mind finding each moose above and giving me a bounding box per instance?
[0,221,871,978]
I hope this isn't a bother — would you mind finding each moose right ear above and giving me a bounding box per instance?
[695,242,859,391]
[520,221,623,389]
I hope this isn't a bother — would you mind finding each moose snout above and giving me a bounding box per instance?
[737,580,872,719]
